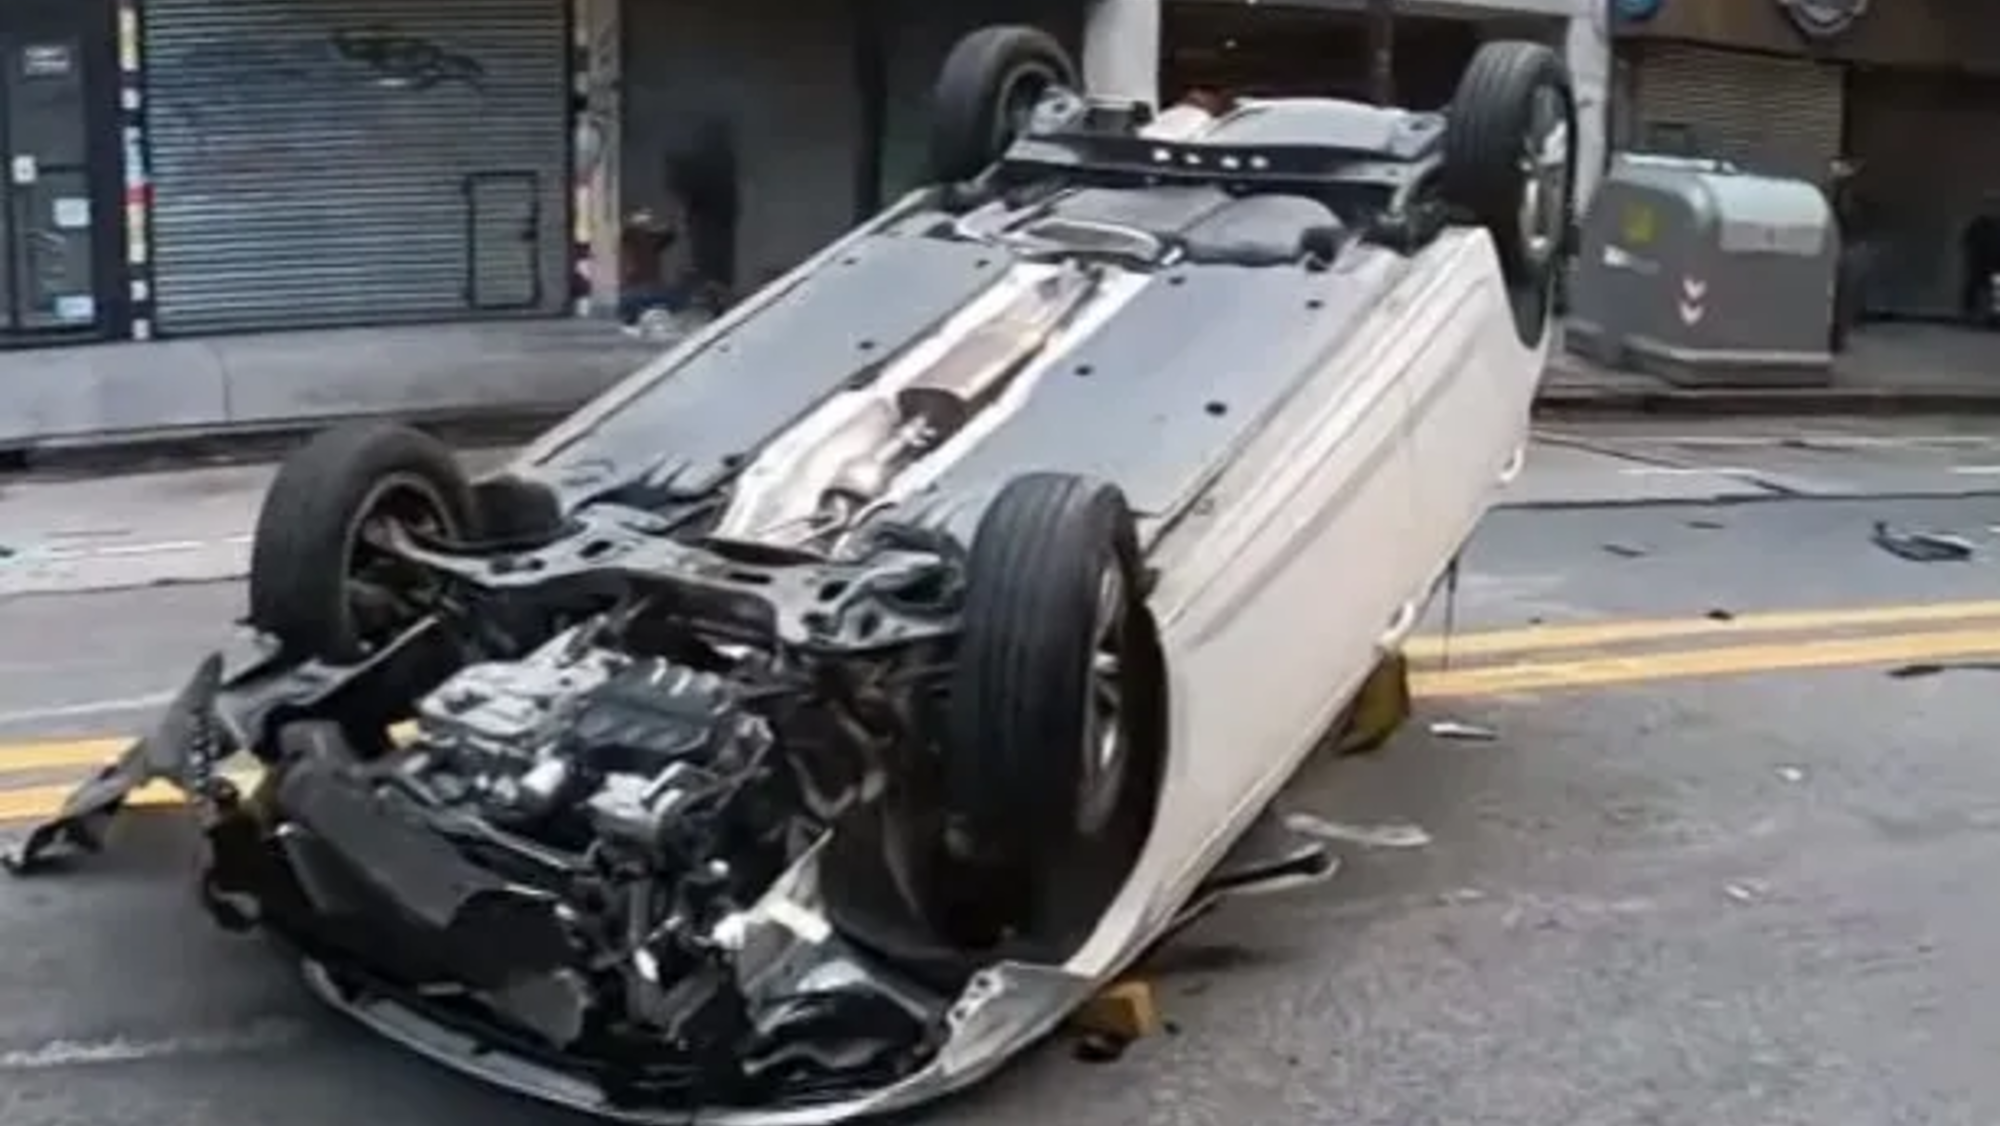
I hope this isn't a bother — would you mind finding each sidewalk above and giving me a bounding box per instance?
[1539,321,2000,417]
[0,318,663,463]
[0,447,518,597]
[5,317,1997,596]
[5,312,1995,474]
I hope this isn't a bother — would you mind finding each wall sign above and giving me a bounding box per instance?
[1776,0,1871,39]
[21,43,73,78]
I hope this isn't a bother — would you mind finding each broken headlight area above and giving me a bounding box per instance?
[191,622,956,1110]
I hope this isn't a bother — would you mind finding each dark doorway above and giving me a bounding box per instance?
[0,0,122,344]
[1164,2,1485,111]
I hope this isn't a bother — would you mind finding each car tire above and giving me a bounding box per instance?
[927,25,1079,186]
[925,472,1164,946]
[470,474,569,547]
[1442,40,1578,345]
[248,421,477,665]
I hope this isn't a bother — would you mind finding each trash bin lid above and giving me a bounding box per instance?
[1693,173,1829,255]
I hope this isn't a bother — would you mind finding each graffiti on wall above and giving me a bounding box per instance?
[329,25,486,92]
[573,1,619,183]
[168,23,490,98]
[571,0,621,305]
[157,23,492,173]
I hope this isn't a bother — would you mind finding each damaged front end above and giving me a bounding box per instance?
[6,640,266,879]
[3,623,1099,1125]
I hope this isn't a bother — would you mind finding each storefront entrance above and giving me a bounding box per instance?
[1844,65,2000,323]
[140,0,571,336]
[0,0,121,344]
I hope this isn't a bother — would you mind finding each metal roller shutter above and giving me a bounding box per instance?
[1631,43,1842,185]
[142,0,570,335]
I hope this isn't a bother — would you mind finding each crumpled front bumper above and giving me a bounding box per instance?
[303,953,1096,1126]
[1,639,1102,1126]
[4,649,239,876]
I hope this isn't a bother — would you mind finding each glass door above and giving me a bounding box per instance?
[2,33,99,334]
[0,0,118,344]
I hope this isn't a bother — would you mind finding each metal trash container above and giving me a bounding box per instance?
[1565,153,1839,388]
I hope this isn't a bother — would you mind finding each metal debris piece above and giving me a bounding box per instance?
[1890,661,2000,680]
[1601,542,1648,559]
[1285,812,1432,850]
[1722,881,1762,904]
[1870,521,1974,563]
[1429,719,1498,742]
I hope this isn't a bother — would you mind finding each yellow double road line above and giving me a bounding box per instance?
[1410,598,2000,697]
[3,598,1999,823]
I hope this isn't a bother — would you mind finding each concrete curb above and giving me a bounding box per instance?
[0,404,575,479]
[1533,385,2000,419]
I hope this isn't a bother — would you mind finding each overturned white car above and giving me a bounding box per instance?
[8,24,1574,1125]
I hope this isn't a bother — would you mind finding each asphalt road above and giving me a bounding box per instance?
[4,419,2000,1126]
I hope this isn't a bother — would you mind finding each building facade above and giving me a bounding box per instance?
[0,0,574,350]
[0,0,130,347]
[3,0,1605,354]
[1612,0,2000,321]
[1159,0,1611,205]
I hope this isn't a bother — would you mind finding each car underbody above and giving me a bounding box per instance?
[6,25,1574,1125]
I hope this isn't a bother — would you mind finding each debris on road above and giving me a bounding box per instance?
[1601,541,1649,559]
[1722,881,1765,905]
[1706,608,1735,622]
[1775,766,1806,784]
[1069,980,1164,1043]
[1429,719,1499,742]
[1286,812,1433,850]
[1889,661,2000,680]
[1870,520,1975,563]
[1686,518,1726,531]
[1333,652,1411,756]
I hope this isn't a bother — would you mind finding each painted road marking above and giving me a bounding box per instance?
[1403,598,2000,661]
[4,603,1999,823]
[0,1016,311,1070]
[0,768,260,823]
[0,691,175,726]
[9,598,1995,773]
[1413,626,2000,697]
[0,738,127,772]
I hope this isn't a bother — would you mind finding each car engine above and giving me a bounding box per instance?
[349,624,843,1059]
[407,629,782,868]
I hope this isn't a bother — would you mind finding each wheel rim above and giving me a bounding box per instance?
[988,64,1058,158]
[1515,83,1571,269]
[340,472,455,655]
[1076,561,1131,837]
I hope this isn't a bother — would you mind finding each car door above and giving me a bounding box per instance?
[1399,232,1535,603]
[1153,318,1424,821]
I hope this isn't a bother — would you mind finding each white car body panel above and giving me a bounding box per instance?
[300,222,1547,1126]
[12,63,1565,1124]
